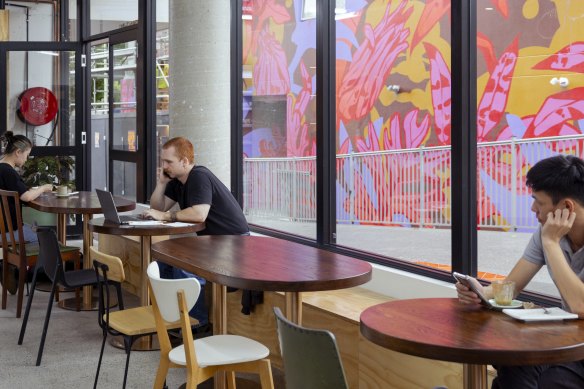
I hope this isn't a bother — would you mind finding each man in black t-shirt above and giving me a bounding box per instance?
[142,137,249,328]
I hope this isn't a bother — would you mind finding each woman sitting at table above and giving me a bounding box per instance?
[0,131,53,242]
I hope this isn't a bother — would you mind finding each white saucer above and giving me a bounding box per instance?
[488,299,522,310]
[56,191,79,198]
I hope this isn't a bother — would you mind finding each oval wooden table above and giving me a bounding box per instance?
[29,191,135,310]
[360,298,584,389]
[151,235,373,334]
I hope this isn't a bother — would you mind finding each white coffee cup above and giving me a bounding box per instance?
[56,185,68,196]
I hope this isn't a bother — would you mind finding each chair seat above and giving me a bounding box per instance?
[63,268,98,288]
[107,306,196,337]
[169,335,269,367]
[8,242,79,257]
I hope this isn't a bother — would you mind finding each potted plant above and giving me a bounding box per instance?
[20,155,76,226]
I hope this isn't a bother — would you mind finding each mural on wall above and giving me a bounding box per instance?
[243,0,584,228]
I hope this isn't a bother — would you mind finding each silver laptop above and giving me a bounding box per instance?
[96,189,143,224]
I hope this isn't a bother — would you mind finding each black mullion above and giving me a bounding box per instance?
[316,0,336,245]
[143,0,156,202]
[80,0,88,41]
[0,47,6,132]
[231,0,244,205]
[451,0,478,276]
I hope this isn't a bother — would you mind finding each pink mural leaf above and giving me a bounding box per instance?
[523,87,584,138]
[410,0,450,54]
[388,113,401,149]
[477,37,519,141]
[287,61,314,157]
[477,32,498,75]
[533,42,584,73]
[403,110,431,148]
[337,0,413,124]
[424,43,451,145]
[250,0,291,54]
[490,0,509,19]
[254,26,291,95]
[355,121,381,153]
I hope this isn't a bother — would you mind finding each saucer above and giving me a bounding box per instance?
[488,299,522,310]
[56,191,79,198]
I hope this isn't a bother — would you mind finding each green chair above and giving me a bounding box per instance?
[273,307,348,389]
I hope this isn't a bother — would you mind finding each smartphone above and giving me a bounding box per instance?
[163,171,171,179]
[453,272,492,307]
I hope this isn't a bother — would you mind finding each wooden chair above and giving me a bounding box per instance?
[91,247,195,389]
[18,228,96,366]
[147,261,274,389]
[273,307,349,389]
[0,189,80,318]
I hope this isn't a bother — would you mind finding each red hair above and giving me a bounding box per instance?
[163,137,194,164]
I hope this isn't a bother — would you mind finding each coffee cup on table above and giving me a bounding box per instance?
[492,280,515,306]
[56,185,68,196]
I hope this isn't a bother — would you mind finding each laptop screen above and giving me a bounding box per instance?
[96,189,123,224]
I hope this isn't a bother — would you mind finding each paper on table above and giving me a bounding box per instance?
[503,307,578,322]
[127,220,165,226]
[165,222,195,227]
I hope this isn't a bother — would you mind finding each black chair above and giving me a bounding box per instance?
[273,307,348,389]
[18,228,99,366]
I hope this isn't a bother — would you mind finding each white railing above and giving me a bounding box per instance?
[243,134,584,231]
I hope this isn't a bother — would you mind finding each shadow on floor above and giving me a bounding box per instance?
[179,368,286,389]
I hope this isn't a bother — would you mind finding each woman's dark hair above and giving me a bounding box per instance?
[526,155,584,205]
[0,131,32,155]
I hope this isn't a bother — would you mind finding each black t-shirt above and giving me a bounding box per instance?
[0,162,28,230]
[164,165,249,235]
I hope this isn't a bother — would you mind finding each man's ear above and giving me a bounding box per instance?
[564,199,576,212]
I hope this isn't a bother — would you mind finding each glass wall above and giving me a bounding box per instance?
[111,40,137,151]
[90,40,109,191]
[241,0,317,239]
[113,160,136,199]
[333,0,451,267]
[90,0,138,36]
[156,0,170,168]
[475,0,584,298]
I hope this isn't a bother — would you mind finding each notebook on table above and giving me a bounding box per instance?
[96,189,144,225]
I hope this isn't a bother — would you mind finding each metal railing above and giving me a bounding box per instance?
[243,135,584,231]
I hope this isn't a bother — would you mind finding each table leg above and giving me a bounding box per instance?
[58,213,102,311]
[57,213,67,244]
[464,364,487,389]
[212,283,227,335]
[285,291,303,324]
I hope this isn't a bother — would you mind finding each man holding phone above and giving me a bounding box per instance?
[142,137,249,333]
[456,155,584,389]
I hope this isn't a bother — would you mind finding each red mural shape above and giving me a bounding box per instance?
[424,42,451,145]
[477,37,519,141]
[522,87,584,138]
[337,0,413,125]
[491,0,509,19]
[287,60,315,157]
[477,32,498,74]
[533,42,584,73]
[410,0,450,54]
[254,26,291,96]
[250,0,291,55]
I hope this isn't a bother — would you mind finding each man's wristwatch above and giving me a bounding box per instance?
[170,211,178,222]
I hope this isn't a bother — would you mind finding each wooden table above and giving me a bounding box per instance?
[150,235,373,334]
[360,298,584,389]
[29,191,135,309]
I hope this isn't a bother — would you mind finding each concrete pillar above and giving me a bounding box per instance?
[169,0,231,187]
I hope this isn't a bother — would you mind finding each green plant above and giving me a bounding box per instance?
[21,155,75,189]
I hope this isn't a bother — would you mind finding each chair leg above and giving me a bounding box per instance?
[115,282,124,310]
[2,259,8,310]
[153,356,171,389]
[258,359,274,389]
[18,267,40,345]
[122,336,136,389]
[36,280,58,366]
[93,330,108,389]
[16,263,27,318]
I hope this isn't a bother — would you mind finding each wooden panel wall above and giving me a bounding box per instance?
[0,10,8,41]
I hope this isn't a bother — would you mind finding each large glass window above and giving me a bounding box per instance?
[90,0,138,36]
[334,0,451,268]
[475,0,584,298]
[241,0,317,239]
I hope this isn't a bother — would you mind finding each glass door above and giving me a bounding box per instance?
[1,43,83,234]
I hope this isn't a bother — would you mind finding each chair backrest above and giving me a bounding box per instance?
[0,189,26,255]
[147,261,201,323]
[35,228,64,282]
[273,307,348,389]
[90,246,125,283]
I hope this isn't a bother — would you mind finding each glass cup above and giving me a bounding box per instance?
[492,280,515,306]
[56,185,68,196]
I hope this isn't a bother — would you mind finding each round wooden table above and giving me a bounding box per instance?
[29,191,135,310]
[360,298,584,389]
[151,235,373,334]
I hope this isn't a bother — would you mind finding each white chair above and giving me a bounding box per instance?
[147,261,274,389]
